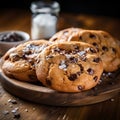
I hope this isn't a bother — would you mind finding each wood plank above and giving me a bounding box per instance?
[0,68,120,106]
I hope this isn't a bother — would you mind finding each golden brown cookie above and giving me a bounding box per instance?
[36,41,103,92]
[2,40,49,82]
[50,27,82,42]
[50,28,120,72]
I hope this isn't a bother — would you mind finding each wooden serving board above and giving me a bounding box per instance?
[0,68,120,106]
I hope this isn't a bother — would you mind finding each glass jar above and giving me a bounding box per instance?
[30,1,60,40]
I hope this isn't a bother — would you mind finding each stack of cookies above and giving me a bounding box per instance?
[1,28,120,92]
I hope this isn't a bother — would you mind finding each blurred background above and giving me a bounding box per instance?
[0,0,120,40]
[0,0,120,18]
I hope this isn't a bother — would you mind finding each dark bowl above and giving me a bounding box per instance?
[0,30,30,56]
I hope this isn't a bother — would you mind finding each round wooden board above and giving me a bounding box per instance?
[0,69,120,106]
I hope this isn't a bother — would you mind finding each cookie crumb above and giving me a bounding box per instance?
[8,99,17,104]
[110,98,114,102]
[3,110,9,115]
[9,105,13,108]
[33,108,36,111]
[11,107,20,119]
[13,112,20,119]
[25,109,28,112]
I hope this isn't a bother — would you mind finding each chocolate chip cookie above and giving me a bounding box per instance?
[50,28,120,72]
[50,27,82,43]
[2,40,49,82]
[36,41,103,92]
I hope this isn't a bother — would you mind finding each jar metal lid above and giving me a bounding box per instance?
[30,1,60,14]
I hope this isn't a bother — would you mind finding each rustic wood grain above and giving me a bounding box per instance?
[0,69,120,107]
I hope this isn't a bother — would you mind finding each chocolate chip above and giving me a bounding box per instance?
[52,37,58,41]
[46,55,54,60]
[54,47,61,52]
[23,44,34,54]
[4,55,9,60]
[46,79,52,86]
[89,33,96,39]
[11,54,20,62]
[73,46,80,53]
[93,57,101,63]
[87,68,94,75]
[36,59,41,64]
[66,50,72,54]
[79,36,82,40]
[69,57,78,63]
[22,54,27,59]
[89,47,97,53]
[74,45,79,50]
[77,71,81,76]
[78,85,84,90]
[68,74,77,81]
[28,59,34,65]
[102,46,108,51]
[92,42,99,52]
[112,48,116,53]
[23,50,32,55]
[93,76,98,82]
[92,42,98,47]
[0,32,24,42]
[78,64,84,72]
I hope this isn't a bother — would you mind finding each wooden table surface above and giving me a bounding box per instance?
[0,9,120,120]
